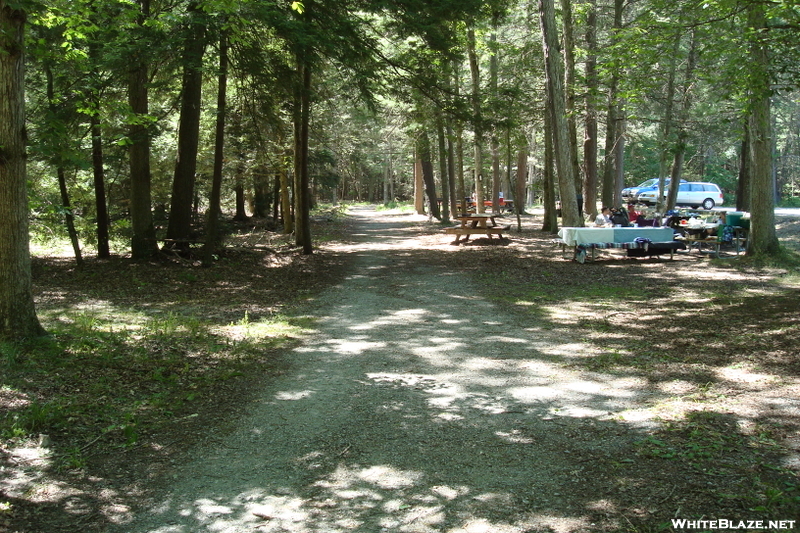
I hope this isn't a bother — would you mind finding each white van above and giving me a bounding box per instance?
[637,182,723,210]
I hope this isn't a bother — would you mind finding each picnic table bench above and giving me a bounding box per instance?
[445,214,510,244]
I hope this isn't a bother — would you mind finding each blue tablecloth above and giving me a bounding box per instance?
[558,227,675,246]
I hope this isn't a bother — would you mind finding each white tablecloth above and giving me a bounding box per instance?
[558,227,674,246]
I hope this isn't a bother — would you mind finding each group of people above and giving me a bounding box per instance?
[594,204,640,227]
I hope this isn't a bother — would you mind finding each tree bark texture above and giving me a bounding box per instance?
[542,106,558,233]
[91,110,111,258]
[583,0,598,218]
[560,0,582,216]
[467,29,485,214]
[436,112,451,223]
[446,121,458,220]
[539,0,581,227]
[203,30,228,266]
[746,3,779,256]
[165,2,206,249]
[490,27,501,214]
[414,154,425,214]
[515,145,527,224]
[128,0,158,260]
[601,0,624,210]
[295,60,312,254]
[657,32,680,211]
[737,121,751,212]
[417,132,440,220]
[0,4,45,340]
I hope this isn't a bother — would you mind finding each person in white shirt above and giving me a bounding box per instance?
[594,207,612,227]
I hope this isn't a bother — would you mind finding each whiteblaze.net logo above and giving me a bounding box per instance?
[671,519,796,530]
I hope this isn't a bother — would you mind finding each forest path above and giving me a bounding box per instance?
[111,206,655,533]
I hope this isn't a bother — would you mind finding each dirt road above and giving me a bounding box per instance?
[107,208,738,532]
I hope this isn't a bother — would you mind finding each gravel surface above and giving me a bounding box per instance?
[106,207,799,533]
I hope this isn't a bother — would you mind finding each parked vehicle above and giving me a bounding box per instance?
[621,179,658,201]
[637,181,723,210]
[624,178,685,202]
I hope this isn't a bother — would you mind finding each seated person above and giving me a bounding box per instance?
[635,214,658,227]
[610,207,630,226]
[627,203,639,223]
[594,207,613,226]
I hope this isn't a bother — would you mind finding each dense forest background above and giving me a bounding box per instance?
[14,0,800,259]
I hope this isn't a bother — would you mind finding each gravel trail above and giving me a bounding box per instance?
[111,207,656,533]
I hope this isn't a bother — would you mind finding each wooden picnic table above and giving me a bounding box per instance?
[444,214,510,244]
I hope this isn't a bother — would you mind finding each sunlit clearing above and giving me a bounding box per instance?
[217,316,307,341]
[348,308,428,331]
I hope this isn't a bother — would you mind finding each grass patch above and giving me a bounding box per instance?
[375,200,415,212]
[0,311,308,458]
[731,246,800,270]
[634,411,800,519]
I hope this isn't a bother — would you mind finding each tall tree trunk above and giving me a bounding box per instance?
[436,111,451,223]
[87,10,110,258]
[490,23,501,213]
[165,1,206,250]
[542,106,558,232]
[229,109,248,221]
[417,131,440,220]
[539,0,580,226]
[272,172,280,220]
[560,0,582,218]
[446,120,458,220]
[253,167,270,217]
[657,32,681,212]
[57,167,83,266]
[515,143,527,227]
[383,156,390,204]
[453,61,467,215]
[666,30,697,211]
[746,2,779,256]
[0,4,45,340]
[203,30,228,267]
[128,0,157,260]
[456,128,467,214]
[45,65,82,265]
[294,58,312,254]
[583,0,598,218]
[233,175,247,220]
[414,153,425,214]
[467,28,485,214]
[737,121,751,212]
[280,166,292,233]
[614,114,626,207]
[90,108,110,258]
[601,0,624,210]
[128,0,158,261]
